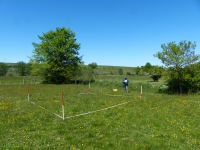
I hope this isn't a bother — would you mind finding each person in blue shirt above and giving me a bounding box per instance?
[122,77,129,92]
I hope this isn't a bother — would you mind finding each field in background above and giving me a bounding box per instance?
[95,65,135,75]
[3,63,136,76]
[1,76,200,149]
[0,76,42,85]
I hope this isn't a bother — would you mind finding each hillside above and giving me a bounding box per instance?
[1,62,135,76]
[95,65,135,75]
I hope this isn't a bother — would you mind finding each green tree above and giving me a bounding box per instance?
[181,63,200,93]
[134,66,140,75]
[143,62,152,74]
[88,62,97,70]
[118,68,123,75]
[30,27,82,84]
[16,61,27,76]
[0,62,9,76]
[126,72,131,75]
[154,40,200,93]
[88,62,98,80]
[26,63,32,76]
[150,66,163,82]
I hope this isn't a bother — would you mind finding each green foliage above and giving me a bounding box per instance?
[126,72,131,75]
[0,62,9,76]
[183,64,200,93]
[30,27,82,84]
[88,62,97,70]
[88,62,98,77]
[143,62,152,73]
[26,63,32,76]
[154,40,200,93]
[118,68,123,75]
[16,61,29,76]
[165,64,200,93]
[134,66,140,75]
[150,66,164,82]
[151,66,163,75]
[150,74,162,82]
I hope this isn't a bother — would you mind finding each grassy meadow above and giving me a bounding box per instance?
[0,75,200,149]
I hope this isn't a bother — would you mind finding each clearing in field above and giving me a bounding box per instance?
[26,84,137,120]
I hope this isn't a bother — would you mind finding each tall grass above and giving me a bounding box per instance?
[0,76,200,149]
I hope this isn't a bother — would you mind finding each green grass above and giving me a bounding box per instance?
[0,76,200,149]
[0,76,42,85]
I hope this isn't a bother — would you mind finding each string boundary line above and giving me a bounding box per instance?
[29,101,63,119]
[64,100,133,119]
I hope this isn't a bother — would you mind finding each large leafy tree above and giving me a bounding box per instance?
[154,40,200,93]
[16,61,27,76]
[0,62,9,76]
[143,62,152,74]
[30,27,82,84]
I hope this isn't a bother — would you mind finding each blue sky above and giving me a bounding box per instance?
[0,0,200,67]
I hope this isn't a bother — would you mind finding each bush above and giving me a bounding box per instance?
[150,75,161,82]
[126,72,131,75]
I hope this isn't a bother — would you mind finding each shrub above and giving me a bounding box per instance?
[150,75,161,82]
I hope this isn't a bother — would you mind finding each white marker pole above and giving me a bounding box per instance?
[88,81,90,94]
[62,91,64,120]
[27,86,30,102]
